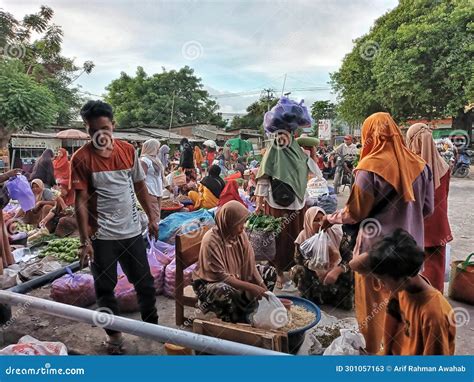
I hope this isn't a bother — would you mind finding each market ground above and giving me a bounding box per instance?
[1,173,473,355]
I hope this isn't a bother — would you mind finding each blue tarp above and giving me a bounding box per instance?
[158,209,215,244]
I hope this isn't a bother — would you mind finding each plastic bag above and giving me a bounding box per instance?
[115,273,139,312]
[6,175,35,212]
[323,329,366,355]
[264,97,312,133]
[163,259,197,298]
[250,292,289,330]
[301,229,330,275]
[0,335,68,355]
[158,209,214,244]
[147,236,175,265]
[50,269,96,307]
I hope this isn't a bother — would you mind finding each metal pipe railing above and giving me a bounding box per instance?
[0,291,287,356]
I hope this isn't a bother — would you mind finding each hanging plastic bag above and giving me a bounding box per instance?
[249,292,289,330]
[304,229,330,275]
[6,175,35,212]
[323,329,366,355]
[147,236,174,265]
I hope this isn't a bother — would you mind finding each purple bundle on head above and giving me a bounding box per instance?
[264,97,312,134]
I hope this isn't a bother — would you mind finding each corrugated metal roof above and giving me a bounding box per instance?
[137,127,204,144]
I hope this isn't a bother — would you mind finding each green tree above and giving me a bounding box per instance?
[0,6,94,126]
[310,100,336,136]
[230,96,278,131]
[0,60,58,147]
[331,0,473,134]
[105,66,226,128]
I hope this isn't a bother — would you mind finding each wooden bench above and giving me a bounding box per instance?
[193,318,289,353]
[175,225,211,326]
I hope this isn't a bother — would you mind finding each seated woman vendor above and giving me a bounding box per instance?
[15,179,55,225]
[292,206,353,310]
[39,183,77,236]
[188,164,225,209]
[193,201,276,323]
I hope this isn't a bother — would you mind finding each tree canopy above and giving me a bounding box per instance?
[331,0,473,125]
[0,5,94,127]
[230,96,279,132]
[105,66,226,128]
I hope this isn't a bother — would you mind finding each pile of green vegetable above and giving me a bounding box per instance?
[245,214,282,232]
[39,238,81,262]
[15,222,36,234]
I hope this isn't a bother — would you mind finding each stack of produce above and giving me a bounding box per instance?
[245,214,282,261]
[38,238,80,263]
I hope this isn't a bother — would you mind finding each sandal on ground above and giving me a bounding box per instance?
[103,338,126,355]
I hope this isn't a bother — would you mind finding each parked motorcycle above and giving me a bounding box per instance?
[452,149,472,178]
[333,154,355,194]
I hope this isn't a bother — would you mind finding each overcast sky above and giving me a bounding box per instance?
[4,0,397,113]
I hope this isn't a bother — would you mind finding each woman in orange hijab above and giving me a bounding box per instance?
[194,146,204,169]
[406,123,452,292]
[53,148,70,186]
[322,112,434,354]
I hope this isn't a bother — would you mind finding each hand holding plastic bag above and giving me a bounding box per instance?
[301,229,330,274]
[6,175,35,212]
[250,292,289,330]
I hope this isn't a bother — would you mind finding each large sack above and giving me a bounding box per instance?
[0,335,68,355]
[50,269,95,307]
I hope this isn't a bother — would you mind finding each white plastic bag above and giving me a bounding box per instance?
[250,292,289,330]
[323,329,366,355]
[303,229,330,274]
[0,335,68,355]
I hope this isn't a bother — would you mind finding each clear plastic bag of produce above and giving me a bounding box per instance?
[50,268,96,307]
[323,329,366,355]
[249,292,289,330]
[0,335,68,355]
[6,175,35,212]
[163,259,197,298]
[301,229,330,276]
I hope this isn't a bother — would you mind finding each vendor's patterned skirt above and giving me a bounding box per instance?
[193,264,277,323]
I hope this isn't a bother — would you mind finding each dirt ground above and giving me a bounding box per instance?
[1,172,473,355]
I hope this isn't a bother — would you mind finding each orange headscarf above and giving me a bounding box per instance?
[357,112,426,202]
[53,148,70,186]
[194,146,204,166]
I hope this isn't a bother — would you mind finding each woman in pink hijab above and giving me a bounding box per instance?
[406,123,452,292]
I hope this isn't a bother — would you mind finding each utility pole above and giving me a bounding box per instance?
[261,88,275,112]
[281,73,287,96]
[169,91,175,140]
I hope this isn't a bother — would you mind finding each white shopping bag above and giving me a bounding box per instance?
[250,292,289,330]
[323,329,366,355]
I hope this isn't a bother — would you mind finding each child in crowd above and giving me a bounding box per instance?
[366,229,455,355]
